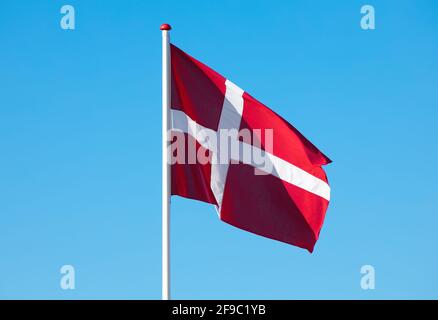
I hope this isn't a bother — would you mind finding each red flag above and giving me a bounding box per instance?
[170,44,331,252]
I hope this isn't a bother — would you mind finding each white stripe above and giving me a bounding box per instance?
[236,142,331,201]
[217,80,244,130]
[210,80,245,210]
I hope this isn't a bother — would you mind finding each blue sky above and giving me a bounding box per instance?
[0,0,437,299]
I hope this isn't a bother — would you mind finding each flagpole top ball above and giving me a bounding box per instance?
[160,24,172,31]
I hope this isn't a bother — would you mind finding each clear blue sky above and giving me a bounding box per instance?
[1,0,437,299]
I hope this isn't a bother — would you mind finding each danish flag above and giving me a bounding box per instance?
[170,44,331,252]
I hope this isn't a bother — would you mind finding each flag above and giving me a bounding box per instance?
[169,44,331,252]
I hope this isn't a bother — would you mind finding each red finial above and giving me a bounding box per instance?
[160,23,172,31]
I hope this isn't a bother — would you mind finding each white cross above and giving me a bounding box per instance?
[171,79,330,215]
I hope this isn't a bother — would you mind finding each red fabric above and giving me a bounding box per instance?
[171,44,226,130]
[171,132,217,205]
[170,44,331,252]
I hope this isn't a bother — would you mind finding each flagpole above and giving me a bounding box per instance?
[161,23,172,301]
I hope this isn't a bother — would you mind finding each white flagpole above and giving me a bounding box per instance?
[161,23,171,300]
